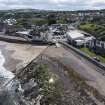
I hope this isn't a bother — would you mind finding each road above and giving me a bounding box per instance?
[44,44,105,96]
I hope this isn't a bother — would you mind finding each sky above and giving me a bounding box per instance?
[0,0,105,11]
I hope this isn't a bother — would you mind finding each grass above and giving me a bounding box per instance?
[80,47,105,63]
[79,23,105,41]
[62,63,105,103]
[79,23,96,30]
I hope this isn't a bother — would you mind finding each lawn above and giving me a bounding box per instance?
[80,48,105,64]
[79,23,96,30]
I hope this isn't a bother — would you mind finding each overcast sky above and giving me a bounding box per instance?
[0,0,105,10]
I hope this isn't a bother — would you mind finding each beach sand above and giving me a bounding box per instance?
[0,41,47,72]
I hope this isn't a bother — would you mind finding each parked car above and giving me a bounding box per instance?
[93,57,100,62]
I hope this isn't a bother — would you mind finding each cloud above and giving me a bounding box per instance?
[0,0,104,10]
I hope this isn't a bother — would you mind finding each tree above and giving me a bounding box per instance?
[47,14,57,25]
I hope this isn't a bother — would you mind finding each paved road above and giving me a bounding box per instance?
[44,45,105,96]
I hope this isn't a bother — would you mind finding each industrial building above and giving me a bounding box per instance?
[67,30,93,47]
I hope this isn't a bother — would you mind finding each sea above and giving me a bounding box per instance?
[0,50,23,105]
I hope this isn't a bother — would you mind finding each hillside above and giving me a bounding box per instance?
[79,23,105,41]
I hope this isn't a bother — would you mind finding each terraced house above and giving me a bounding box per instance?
[89,39,105,55]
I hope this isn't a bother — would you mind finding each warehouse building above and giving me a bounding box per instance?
[67,30,93,47]
[67,30,84,45]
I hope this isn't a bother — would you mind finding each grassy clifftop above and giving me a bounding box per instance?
[79,23,105,41]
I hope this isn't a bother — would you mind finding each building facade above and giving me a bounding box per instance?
[89,39,105,55]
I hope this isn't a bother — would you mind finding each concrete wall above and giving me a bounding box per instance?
[60,41,105,70]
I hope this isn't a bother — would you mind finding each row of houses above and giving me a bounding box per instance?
[16,30,46,42]
[48,31,67,43]
[1,20,104,56]
[0,20,104,55]
[89,40,105,55]
[15,24,68,42]
[16,30,67,43]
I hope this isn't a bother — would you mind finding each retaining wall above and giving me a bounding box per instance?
[59,41,105,70]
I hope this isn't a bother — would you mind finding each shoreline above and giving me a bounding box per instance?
[0,44,22,72]
[0,49,14,86]
[0,41,47,72]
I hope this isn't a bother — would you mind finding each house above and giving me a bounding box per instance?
[48,30,67,43]
[89,39,105,55]
[50,24,61,30]
[31,24,48,30]
[16,30,30,38]
[16,30,46,42]
[74,36,94,47]
[0,22,7,34]
[29,32,45,42]
[74,39,85,46]
[67,30,84,44]
[50,24,68,32]
[4,19,17,26]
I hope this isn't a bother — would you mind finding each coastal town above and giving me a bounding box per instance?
[0,8,105,105]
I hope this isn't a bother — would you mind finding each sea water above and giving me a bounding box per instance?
[0,50,38,105]
[0,50,14,82]
[0,50,24,105]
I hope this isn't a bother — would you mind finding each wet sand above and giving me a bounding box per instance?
[0,44,22,71]
[0,41,47,72]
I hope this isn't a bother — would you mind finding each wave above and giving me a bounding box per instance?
[0,50,14,80]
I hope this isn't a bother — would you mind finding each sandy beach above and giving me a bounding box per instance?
[0,41,47,72]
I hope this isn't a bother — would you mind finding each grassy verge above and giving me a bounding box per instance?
[79,23,105,40]
[80,47,105,63]
[79,23,96,30]
[49,57,105,102]
[63,65,105,103]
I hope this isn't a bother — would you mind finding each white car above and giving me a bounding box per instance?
[93,57,100,62]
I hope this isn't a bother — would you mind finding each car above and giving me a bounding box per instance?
[93,57,100,62]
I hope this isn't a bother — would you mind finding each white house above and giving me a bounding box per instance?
[4,19,17,25]
[74,39,85,46]
[67,30,84,43]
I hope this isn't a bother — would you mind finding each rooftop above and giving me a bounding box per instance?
[67,30,84,39]
[16,30,30,35]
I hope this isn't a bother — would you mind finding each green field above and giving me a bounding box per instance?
[79,23,105,41]
[79,23,96,30]
[80,48,105,63]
